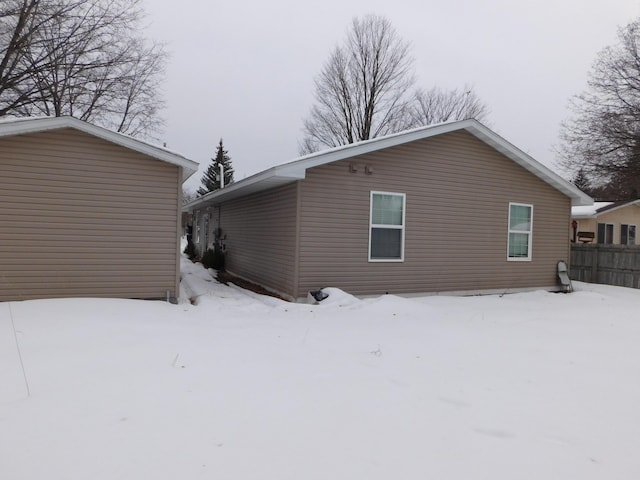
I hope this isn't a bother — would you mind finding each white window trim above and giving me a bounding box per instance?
[621,224,637,245]
[368,191,406,262]
[507,202,533,262]
[597,222,614,244]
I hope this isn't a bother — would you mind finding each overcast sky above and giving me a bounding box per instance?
[145,0,640,193]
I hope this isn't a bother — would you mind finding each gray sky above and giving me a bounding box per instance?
[145,0,640,193]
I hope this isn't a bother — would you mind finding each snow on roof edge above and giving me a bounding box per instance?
[0,116,198,181]
[572,202,614,218]
[186,119,593,210]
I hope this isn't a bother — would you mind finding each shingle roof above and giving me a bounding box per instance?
[572,199,640,218]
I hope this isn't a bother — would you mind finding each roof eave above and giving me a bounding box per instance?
[0,116,199,181]
[183,167,306,211]
[282,120,594,207]
[461,122,593,207]
[184,119,593,210]
[595,199,640,215]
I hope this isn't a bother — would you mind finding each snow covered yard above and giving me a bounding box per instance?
[2,258,640,479]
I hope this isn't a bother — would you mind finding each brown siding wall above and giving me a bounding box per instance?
[296,131,570,298]
[205,183,299,299]
[0,128,181,301]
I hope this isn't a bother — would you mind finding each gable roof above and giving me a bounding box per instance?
[0,116,198,181]
[185,119,592,210]
[572,199,640,219]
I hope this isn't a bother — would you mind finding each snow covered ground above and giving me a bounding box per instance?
[2,257,640,479]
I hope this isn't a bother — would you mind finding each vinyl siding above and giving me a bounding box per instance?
[296,130,570,298]
[0,128,181,301]
[574,218,597,242]
[590,205,640,244]
[210,183,298,299]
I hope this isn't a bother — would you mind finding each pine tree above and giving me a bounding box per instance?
[571,168,592,194]
[197,139,234,196]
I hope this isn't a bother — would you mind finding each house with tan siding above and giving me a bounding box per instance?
[0,116,198,302]
[572,200,640,244]
[185,119,592,301]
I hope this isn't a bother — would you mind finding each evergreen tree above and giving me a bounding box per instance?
[571,168,592,194]
[197,139,234,196]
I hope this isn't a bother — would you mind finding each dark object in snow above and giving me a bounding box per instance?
[309,289,329,302]
[183,239,197,260]
[201,248,225,270]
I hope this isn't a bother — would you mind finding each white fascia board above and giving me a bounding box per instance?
[614,199,640,212]
[183,166,306,211]
[0,116,199,181]
[592,199,640,216]
[279,120,593,206]
[181,127,450,211]
[276,121,473,175]
[186,119,593,210]
[462,122,593,206]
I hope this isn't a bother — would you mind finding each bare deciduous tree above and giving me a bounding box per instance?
[300,15,415,153]
[182,187,196,206]
[300,14,489,154]
[408,86,488,127]
[559,18,640,199]
[0,0,166,137]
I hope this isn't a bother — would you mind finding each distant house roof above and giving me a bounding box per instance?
[572,199,640,219]
[185,119,592,210]
[0,116,198,181]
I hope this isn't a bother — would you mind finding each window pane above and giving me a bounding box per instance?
[597,223,605,243]
[606,224,613,244]
[372,194,403,225]
[630,225,637,245]
[509,205,531,231]
[371,228,402,259]
[508,232,530,258]
[597,223,613,244]
[622,225,629,245]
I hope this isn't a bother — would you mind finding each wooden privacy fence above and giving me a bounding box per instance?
[571,244,640,289]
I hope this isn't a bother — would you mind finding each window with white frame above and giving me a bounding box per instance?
[621,224,636,245]
[507,203,533,261]
[369,192,405,261]
[597,223,614,244]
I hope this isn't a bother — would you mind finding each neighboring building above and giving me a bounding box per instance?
[185,119,591,301]
[0,116,198,302]
[571,200,640,245]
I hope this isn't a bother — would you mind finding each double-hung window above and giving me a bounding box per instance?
[369,192,405,261]
[507,203,533,261]
[621,224,636,245]
[597,223,614,244]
